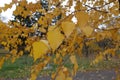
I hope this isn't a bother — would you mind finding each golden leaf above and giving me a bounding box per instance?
[18,51,23,56]
[54,58,57,64]
[80,26,94,37]
[63,67,69,77]
[51,73,56,80]
[75,11,89,27]
[3,3,13,11]
[38,17,47,27]
[30,72,37,80]
[94,55,102,64]
[95,32,106,41]
[48,26,56,31]
[0,57,5,69]
[39,27,46,33]
[13,6,24,15]
[61,21,75,37]
[41,40,50,49]
[1,41,7,46]
[25,46,31,51]
[110,29,119,40]
[47,27,64,51]
[56,53,60,59]
[44,57,51,65]
[11,57,17,63]
[30,62,45,80]
[92,52,103,65]
[32,40,49,61]
[95,30,113,41]
[10,49,17,55]
[54,53,60,64]
[70,55,78,75]
[5,54,11,60]
[75,1,82,10]
[22,10,30,18]
[66,77,73,80]
[56,70,66,80]
[103,49,115,57]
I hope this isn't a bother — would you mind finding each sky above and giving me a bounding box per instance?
[0,0,12,7]
[0,0,13,23]
[0,0,37,7]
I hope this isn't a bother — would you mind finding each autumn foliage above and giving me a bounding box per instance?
[0,0,120,80]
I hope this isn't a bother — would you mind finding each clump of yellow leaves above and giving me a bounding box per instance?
[0,0,120,80]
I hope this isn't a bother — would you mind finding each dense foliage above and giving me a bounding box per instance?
[0,0,120,80]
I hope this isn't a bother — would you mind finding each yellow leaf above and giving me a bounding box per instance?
[11,57,17,63]
[0,57,5,69]
[48,26,56,31]
[47,27,64,51]
[51,73,56,80]
[25,46,31,51]
[61,21,75,37]
[10,49,17,55]
[92,52,103,65]
[80,26,94,37]
[40,40,50,49]
[95,30,113,41]
[110,29,118,40]
[18,51,23,56]
[32,40,49,61]
[75,11,89,27]
[38,17,47,27]
[39,27,46,33]
[103,49,115,57]
[63,67,69,77]
[75,1,82,10]
[30,72,37,80]
[66,77,73,80]
[30,62,45,80]
[5,54,11,60]
[44,57,51,65]
[56,70,66,80]
[1,41,7,46]
[70,55,78,75]
[54,58,57,64]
